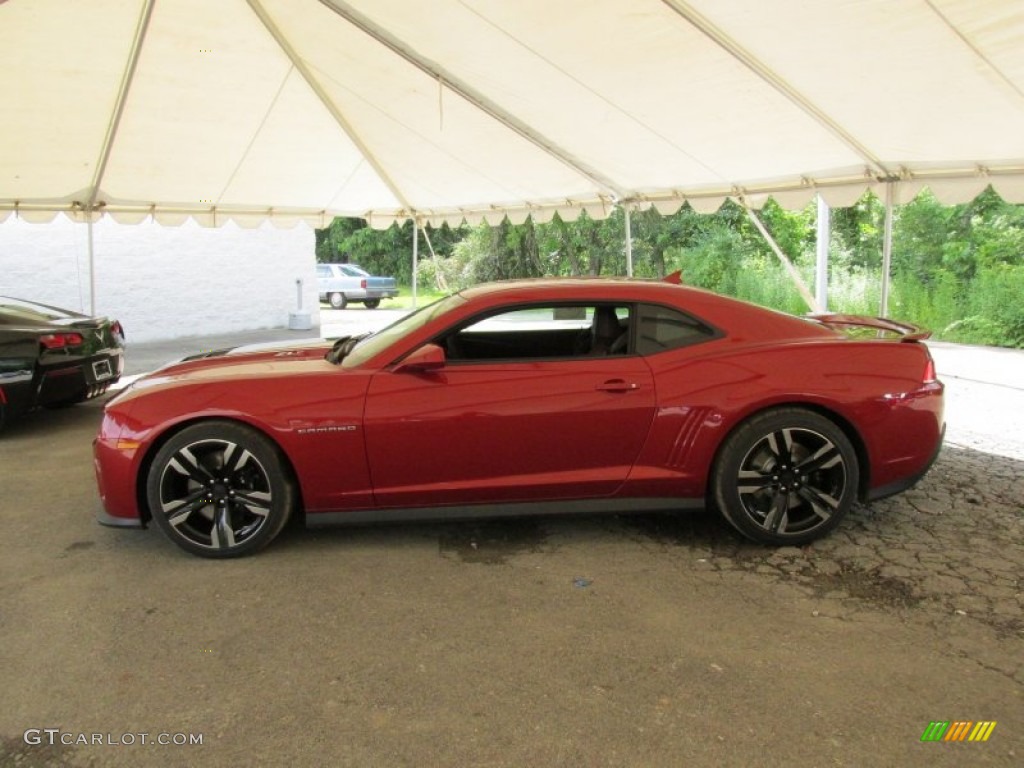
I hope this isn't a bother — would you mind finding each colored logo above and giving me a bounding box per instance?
[921,721,997,742]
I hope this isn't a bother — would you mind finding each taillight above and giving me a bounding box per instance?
[360,278,368,289]
[111,321,125,340]
[923,357,937,384]
[39,332,84,350]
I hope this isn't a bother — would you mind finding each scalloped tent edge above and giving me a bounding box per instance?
[3,171,1023,230]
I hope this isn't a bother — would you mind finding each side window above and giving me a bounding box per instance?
[635,303,716,355]
[442,304,632,362]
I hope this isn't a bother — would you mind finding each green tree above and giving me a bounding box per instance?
[315,217,468,285]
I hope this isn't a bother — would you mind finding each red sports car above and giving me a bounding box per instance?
[94,279,944,558]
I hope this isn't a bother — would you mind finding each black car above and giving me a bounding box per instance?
[0,296,125,432]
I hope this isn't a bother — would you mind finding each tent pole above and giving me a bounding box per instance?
[880,182,895,317]
[624,204,634,277]
[88,216,97,316]
[743,205,821,313]
[815,195,829,312]
[412,219,419,310]
[420,224,448,292]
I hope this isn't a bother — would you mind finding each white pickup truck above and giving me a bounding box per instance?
[316,263,399,309]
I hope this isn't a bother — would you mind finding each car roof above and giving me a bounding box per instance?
[455,278,835,342]
[459,277,686,300]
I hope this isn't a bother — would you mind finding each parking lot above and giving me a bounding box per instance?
[1,322,1021,767]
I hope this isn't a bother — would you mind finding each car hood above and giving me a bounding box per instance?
[153,337,335,376]
[112,338,338,400]
[168,337,332,367]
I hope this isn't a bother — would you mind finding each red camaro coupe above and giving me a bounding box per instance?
[95,279,944,558]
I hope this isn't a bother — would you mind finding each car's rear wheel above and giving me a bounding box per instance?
[328,292,347,309]
[364,299,381,309]
[712,408,858,545]
[146,421,293,558]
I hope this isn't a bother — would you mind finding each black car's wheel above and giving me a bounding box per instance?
[712,408,859,545]
[328,292,347,309]
[146,421,294,558]
[364,299,381,309]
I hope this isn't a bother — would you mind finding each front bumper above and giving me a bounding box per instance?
[93,413,146,526]
[97,506,145,529]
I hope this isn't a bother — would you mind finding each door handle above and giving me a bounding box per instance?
[596,379,640,393]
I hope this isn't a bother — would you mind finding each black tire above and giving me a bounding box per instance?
[712,408,858,545]
[364,299,381,309]
[328,292,347,309]
[146,420,294,558]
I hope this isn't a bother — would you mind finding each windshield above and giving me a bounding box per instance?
[340,294,467,368]
[0,296,80,324]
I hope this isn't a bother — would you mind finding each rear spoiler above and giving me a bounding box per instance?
[808,314,932,341]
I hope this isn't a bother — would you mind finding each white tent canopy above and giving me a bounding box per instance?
[2,0,1024,230]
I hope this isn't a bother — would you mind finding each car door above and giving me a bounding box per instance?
[362,303,656,508]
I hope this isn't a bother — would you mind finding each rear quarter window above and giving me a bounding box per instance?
[636,303,717,355]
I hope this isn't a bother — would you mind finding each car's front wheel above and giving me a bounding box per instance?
[146,421,294,558]
[712,408,859,545]
[328,292,347,309]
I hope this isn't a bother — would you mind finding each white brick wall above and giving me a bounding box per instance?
[0,215,319,341]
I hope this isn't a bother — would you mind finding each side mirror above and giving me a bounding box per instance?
[394,343,446,373]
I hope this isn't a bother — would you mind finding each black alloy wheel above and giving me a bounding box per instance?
[146,421,293,558]
[713,408,859,545]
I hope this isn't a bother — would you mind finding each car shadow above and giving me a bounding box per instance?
[0,397,107,440]
[263,443,1023,633]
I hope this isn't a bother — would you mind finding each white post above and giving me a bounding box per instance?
[880,182,895,317]
[815,195,830,312]
[412,220,419,310]
[88,216,97,315]
[624,204,634,277]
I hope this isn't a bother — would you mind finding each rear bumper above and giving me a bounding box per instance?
[866,422,945,502]
[318,288,399,301]
[38,350,124,405]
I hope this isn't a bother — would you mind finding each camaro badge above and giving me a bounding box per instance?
[296,425,358,435]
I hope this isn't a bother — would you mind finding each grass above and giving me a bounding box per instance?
[388,288,446,309]
[318,287,446,312]
[715,259,1024,347]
